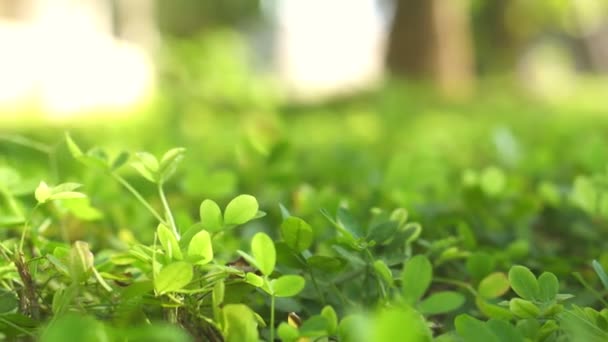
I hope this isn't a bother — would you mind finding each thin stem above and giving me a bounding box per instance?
[158,182,179,240]
[270,294,276,342]
[19,205,39,254]
[364,249,387,300]
[111,173,167,225]
[433,277,478,297]
[92,267,113,292]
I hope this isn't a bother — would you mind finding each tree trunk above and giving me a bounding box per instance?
[387,0,475,98]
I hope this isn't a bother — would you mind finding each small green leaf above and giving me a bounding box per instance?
[486,319,524,342]
[592,260,608,291]
[157,224,183,261]
[135,152,159,172]
[478,272,510,299]
[402,255,432,304]
[68,241,94,283]
[299,315,329,338]
[280,216,313,252]
[538,272,559,302]
[65,133,83,158]
[373,260,394,286]
[245,272,264,287]
[212,281,225,322]
[272,275,305,297]
[339,315,368,342]
[131,162,157,183]
[48,191,86,201]
[509,298,540,318]
[58,197,103,221]
[251,232,275,276]
[278,203,291,219]
[51,182,82,193]
[154,262,193,294]
[160,148,186,170]
[159,147,186,182]
[224,195,259,226]
[368,221,399,244]
[476,297,513,320]
[455,314,501,342]
[213,281,225,308]
[277,322,299,342]
[307,255,345,272]
[458,222,477,249]
[371,307,432,342]
[111,151,129,170]
[418,291,465,315]
[337,207,363,238]
[35,181,51,203]
[0,288,18,314]
[222,304,259,342]
[321,306,338,335]
[187,230,213,265]
[509,265,539,301]
[200,199,223,232]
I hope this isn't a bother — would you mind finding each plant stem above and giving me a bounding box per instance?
[112,173,168,225]
[158,182,179,240]
[19,205,39,254]
[166,305,178,324]
[433,277,478,297]
[364,249,387,300]
[270,294,276,342]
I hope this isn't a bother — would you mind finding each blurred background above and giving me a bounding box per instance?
[0,0,607,119]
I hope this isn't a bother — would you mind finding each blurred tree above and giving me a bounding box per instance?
[112,0,159,53]
[471,0,517,73]
[156,0,261,37]
[386,0,475,98]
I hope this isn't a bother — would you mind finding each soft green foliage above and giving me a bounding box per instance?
[154,262,193,294]
[402,255,433,304]
[251,232,276,276]
[478,272,510,299]
[187,230,213,265]
[199,199,223,232]
[5,88,608,341]
[280,216,313,253]
[224,194,259,226]
[271,275,306,297]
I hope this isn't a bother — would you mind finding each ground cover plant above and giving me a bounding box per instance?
[3,1,608,340]
[3,81,608,341]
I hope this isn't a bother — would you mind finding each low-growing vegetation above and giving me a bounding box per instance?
[3,88,608,341]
